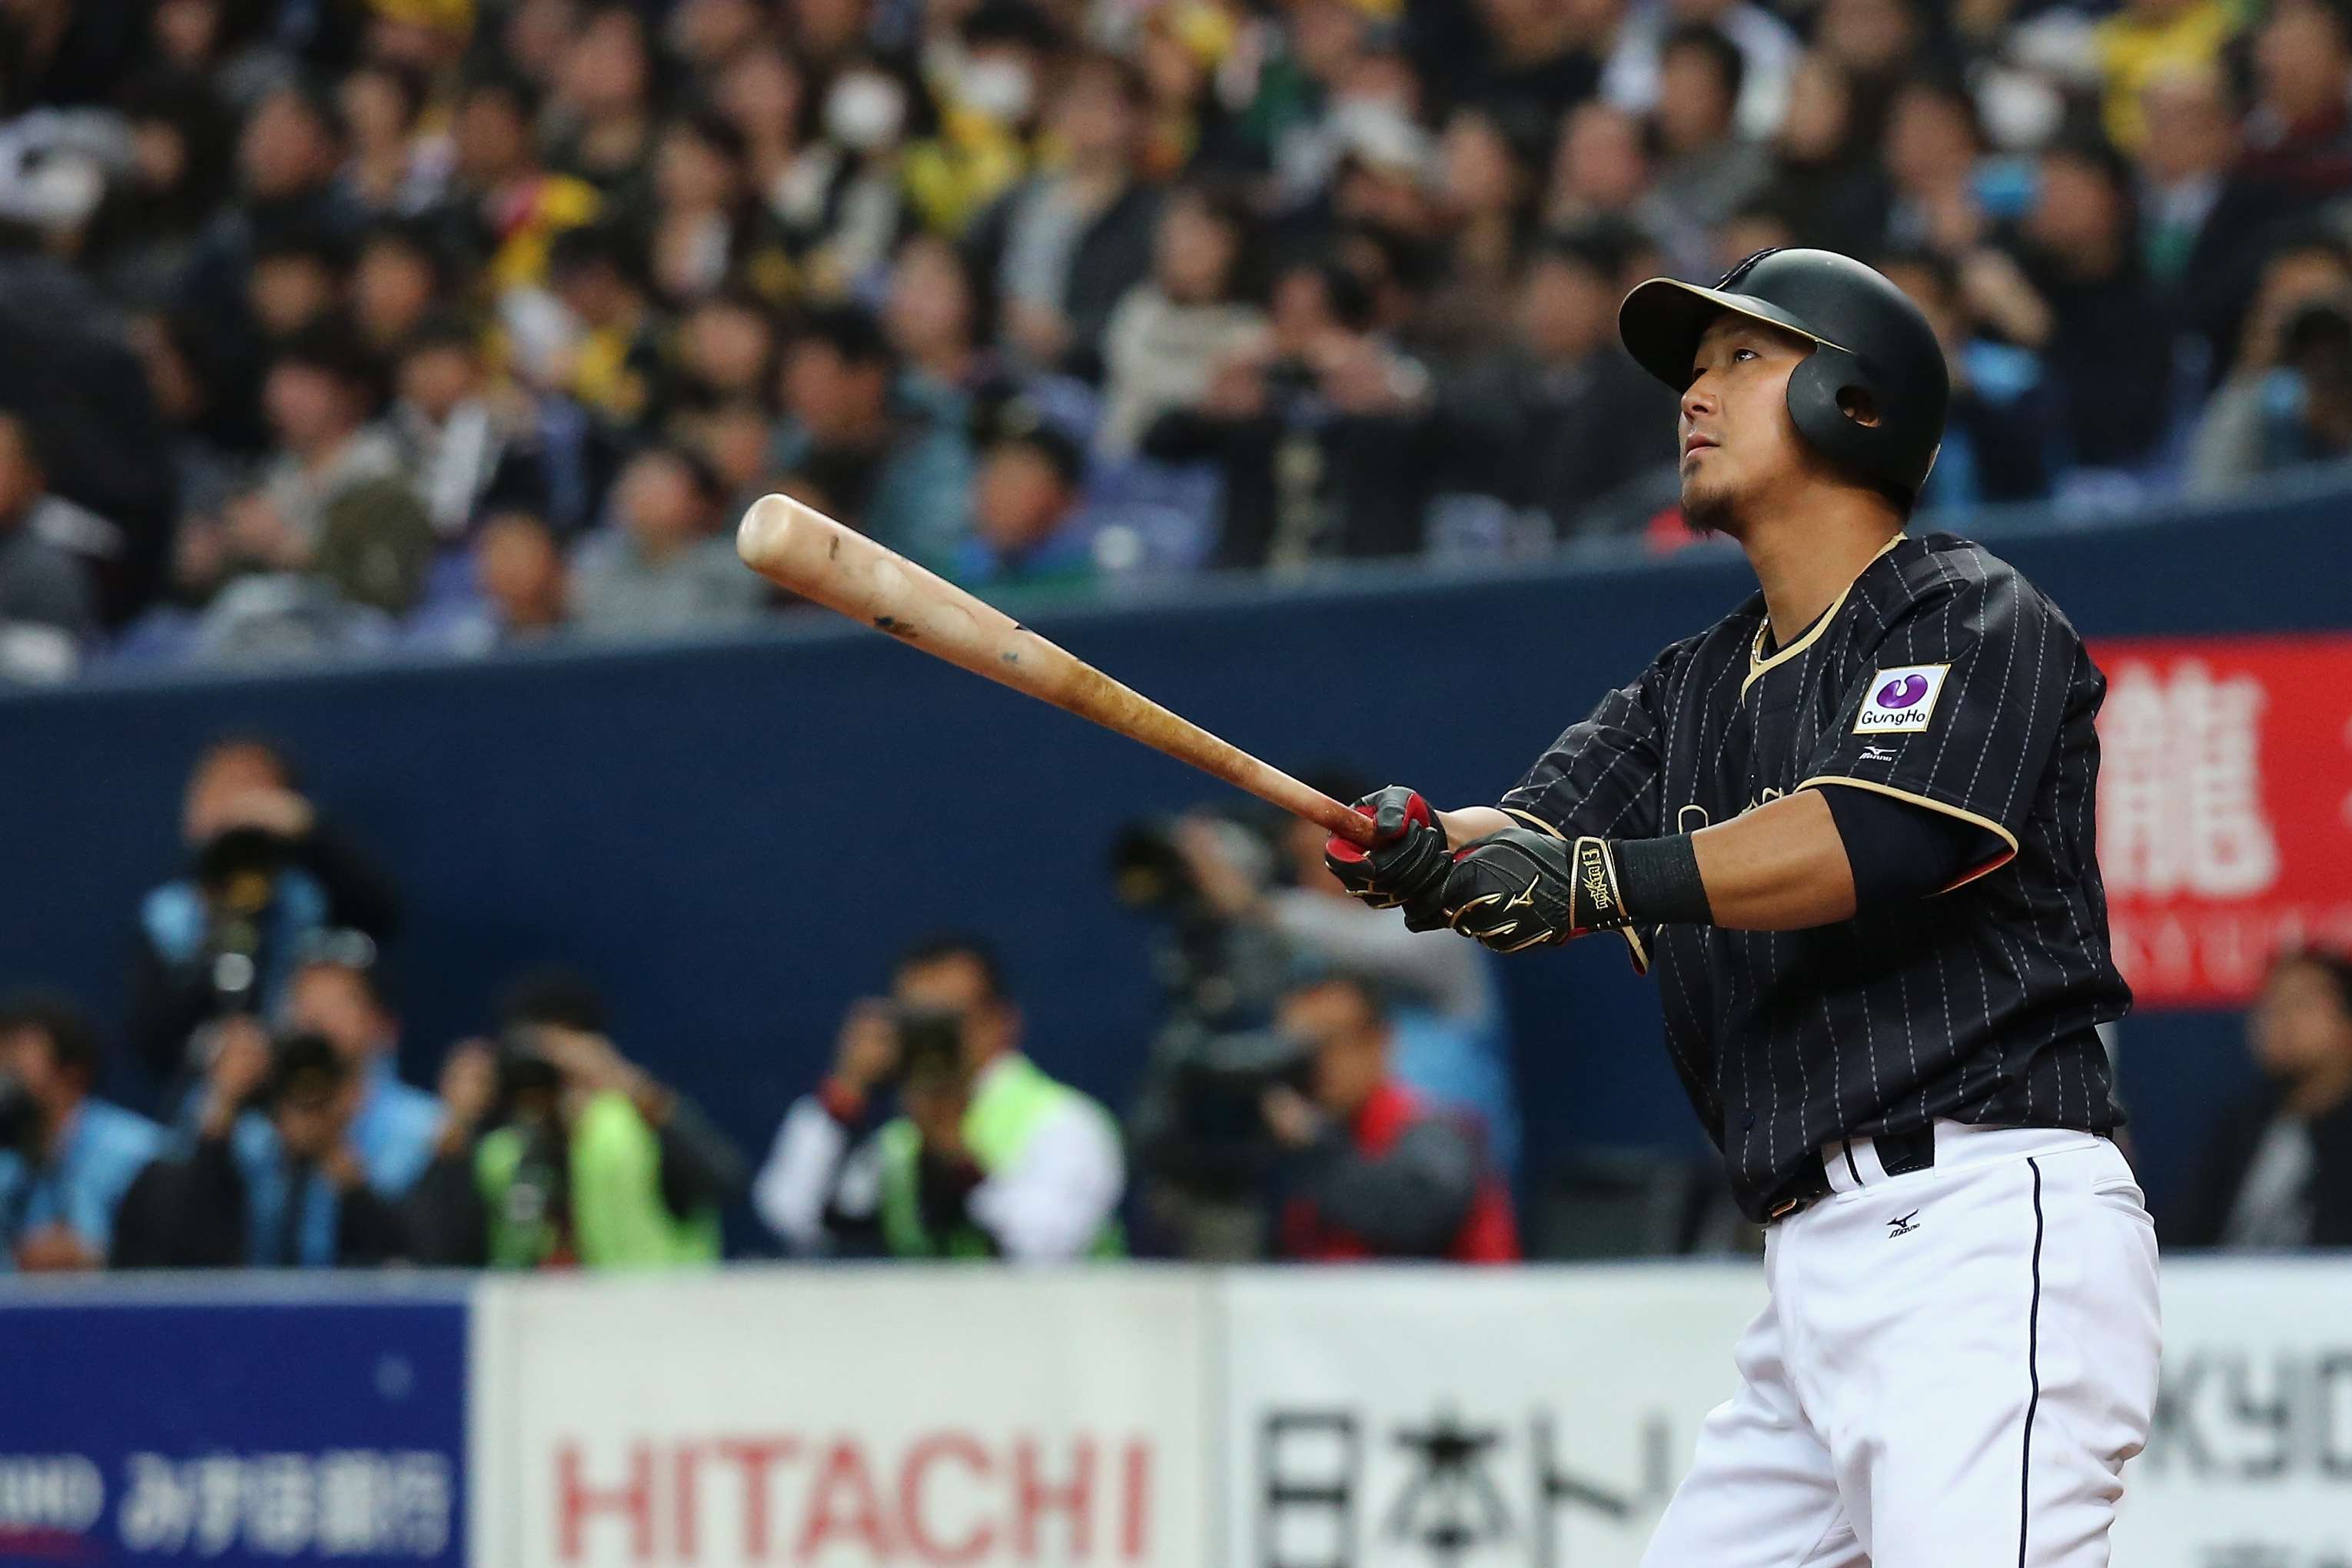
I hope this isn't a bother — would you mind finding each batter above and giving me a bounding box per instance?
[1329,249,2159,1568]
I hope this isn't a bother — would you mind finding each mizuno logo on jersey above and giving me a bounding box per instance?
[1853,664,1952,735]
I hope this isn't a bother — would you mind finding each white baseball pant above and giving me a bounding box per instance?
[1640,1123,2161,1568]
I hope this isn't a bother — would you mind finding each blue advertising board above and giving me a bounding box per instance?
[0,1281,467,1566]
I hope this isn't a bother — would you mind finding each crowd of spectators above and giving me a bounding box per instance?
[0,0,2348,679]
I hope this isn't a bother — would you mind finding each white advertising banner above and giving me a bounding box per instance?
[2113,1257,2352,1568]
[1220,1266,1767,1568]
[470,1268,1215,1568]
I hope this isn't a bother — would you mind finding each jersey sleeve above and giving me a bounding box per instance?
[1497,655,1674,840]
[1800,562,2075,888]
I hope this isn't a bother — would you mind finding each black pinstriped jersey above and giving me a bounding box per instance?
[1501,533,2129,1220]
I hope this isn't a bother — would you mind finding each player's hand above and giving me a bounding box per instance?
[831,999,900,1093]
[1326,786,1455,931]
[1443,829,1633,952]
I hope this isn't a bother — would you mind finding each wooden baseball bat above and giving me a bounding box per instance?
[736,493,1379,848]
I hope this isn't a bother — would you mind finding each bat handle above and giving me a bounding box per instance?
[1300,791,1382,849]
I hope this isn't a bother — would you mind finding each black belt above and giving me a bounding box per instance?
[1766,1125,1938,1221]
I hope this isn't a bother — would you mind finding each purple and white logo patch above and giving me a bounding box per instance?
[1854,663,1951,734]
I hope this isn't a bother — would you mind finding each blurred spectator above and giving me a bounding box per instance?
[2173,949,2352,1247]
[339,60,444,218]
[2247,298,2352,471]
[412,510,570,654]
[352,219,452,354]
[1759,53,1892,264]
[1603,0,1801,143]
[776,60,920,299]
[246,223,354,345]
[0,992,163,1271]
[1811,0,1922,139]
[127,733,402,1094]
[431,968,747,1269]
[769,305,972,570]
[885,235,988,407]
[2241,0,2352,201]
[1546,101,1657,238]
[1648,26,1772,270]
[966,49,1163,382]
[1097,181,1267,458]
[2189,231,2352,490]
[1882,75,1985,258]
[254,321,408,556]
[570,440,767,639]
[437,66,600,300]
[0,413,98,673]
[667,290,781,415]
[546,221,663,430]
[390,318,503,537]
[1440,221,1679,540]
[955,397,1094,594]
[84,75,238,310]
[1882,250,2052,507]
[1417,110,1537,365]
[754,934,1125,1261]
[2005,138,2175,474]
[2140,67,2295,380]
[177,80,360,390]
[1265,972,1519,1262]
[1141,259,1434,566]
[546,4,659,208]
[2093,0,2241,154]
[648,109,792,308]
[1454,0,1611,158]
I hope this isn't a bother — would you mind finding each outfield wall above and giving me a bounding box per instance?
[1,1260,2345,1567]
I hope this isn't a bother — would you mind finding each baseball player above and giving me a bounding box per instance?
[1329,249,2158,1566]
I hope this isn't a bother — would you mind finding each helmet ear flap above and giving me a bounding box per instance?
[1786,344,1891,496]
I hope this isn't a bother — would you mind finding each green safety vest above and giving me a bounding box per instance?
[475,1090,721,1270]
[877,1055,1125,1259]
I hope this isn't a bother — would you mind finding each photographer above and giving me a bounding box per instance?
[1141,259,1437,566]
[754,935,1125,1261]
[1121,812,1307,1260]
[0,992,164,1272]
[279,936,444,1200]
[1171,772,1521,1175]
[1267,972,1519,1263]
[118,1025,413,1268]
[416,968,748,1270]
[126,735,403,1105]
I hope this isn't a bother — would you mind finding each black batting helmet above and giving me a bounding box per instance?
[1619,248,1949,507]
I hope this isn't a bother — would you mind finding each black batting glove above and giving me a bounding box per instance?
[1443,829,1639,955]
[1325,786,1455,932]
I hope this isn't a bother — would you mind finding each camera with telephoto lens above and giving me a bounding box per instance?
[1115,812,1313,1204]
[194,826,295,1017]
[890,1008,967,1091]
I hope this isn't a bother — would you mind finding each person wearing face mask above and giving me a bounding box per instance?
[901,0,1061,238]
[775,59,922,300]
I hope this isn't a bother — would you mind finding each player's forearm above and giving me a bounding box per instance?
[1689,791,1858,930]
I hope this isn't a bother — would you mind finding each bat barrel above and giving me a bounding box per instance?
[738,493,1379,849]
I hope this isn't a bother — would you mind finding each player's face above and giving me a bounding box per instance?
[1678,316,1817,535]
